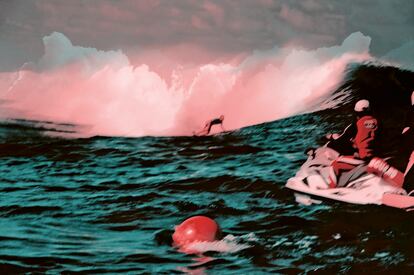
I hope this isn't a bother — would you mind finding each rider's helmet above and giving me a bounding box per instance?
[354,99,370,113]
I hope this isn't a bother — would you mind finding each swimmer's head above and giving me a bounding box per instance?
[172,216,220,248]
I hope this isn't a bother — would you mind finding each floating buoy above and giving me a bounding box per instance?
[172,216,220,247]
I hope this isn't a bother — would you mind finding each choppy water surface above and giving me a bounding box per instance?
[0,113,413,274]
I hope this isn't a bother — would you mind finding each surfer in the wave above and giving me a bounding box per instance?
[327,99,380,188]
[194,115,225,136]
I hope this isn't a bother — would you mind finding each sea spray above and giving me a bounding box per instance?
[0,32,371,137]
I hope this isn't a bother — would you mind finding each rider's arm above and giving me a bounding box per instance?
[326,123,355,141]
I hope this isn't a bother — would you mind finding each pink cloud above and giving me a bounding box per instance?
[203,1,224,23]
[279,4,317,32]
[191,15,210,30]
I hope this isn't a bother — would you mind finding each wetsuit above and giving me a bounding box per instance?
[329,115,378,188]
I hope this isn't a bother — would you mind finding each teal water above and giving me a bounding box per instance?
[0,112,413,274]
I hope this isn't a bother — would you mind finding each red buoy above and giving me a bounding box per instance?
[172,216,220,247]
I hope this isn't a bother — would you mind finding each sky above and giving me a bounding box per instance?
[0,0,413,71]
[0,0,412,137]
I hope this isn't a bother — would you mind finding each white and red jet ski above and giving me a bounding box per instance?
[286,146,414,210]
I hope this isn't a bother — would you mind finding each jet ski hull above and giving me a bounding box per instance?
[286,146,410,208]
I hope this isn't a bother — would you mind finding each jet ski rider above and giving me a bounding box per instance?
[327,99,379,188]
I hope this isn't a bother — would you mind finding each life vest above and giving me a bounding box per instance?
[353,115,378,159]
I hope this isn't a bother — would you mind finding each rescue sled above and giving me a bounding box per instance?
[286,146,414,210]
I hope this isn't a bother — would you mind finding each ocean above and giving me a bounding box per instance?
[0,64,414,274]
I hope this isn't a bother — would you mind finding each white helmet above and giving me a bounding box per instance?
[354,99,370,112]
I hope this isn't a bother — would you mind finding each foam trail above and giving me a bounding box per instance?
[0,32,372,137]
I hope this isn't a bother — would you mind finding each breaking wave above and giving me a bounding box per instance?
[0,32,380,137]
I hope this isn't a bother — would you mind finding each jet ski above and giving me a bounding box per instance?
[286,146,414,210]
